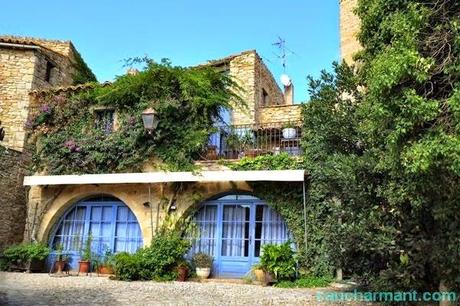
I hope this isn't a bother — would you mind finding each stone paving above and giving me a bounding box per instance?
[0,272,364,305]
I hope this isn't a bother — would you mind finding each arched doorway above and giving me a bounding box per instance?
[190,194,291,278]
[48,196,143,270]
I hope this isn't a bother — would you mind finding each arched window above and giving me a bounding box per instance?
[49,196,143,269]
[190,194,291,278]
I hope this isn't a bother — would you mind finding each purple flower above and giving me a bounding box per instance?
[40,104,52,114]
[128,116,136,127]
[53,95,67,104]
[64,139,80,152]
[25,118,34,129]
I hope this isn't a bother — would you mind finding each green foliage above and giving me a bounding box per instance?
[71,50,97,84]
[192,252,213,268]
[79,234,93,261]
[29,59,242,174]
[301,0,460,293]
[113,252,142,281]
[113,231,191,281]
[226,152,303,170]
[275,276,333,288]
[1,243,50,270]
[259,242,296,281]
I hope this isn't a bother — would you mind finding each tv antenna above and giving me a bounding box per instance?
[272,36,298,73]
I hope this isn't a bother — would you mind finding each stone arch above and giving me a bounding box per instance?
[37,185,150,246]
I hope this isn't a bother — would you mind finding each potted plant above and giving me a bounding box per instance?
[252,263,266,283]
[282,121,297,139]
[25,242,50,273]
[176,260,189,282]
[78,234,93,274]
[192,252,213,279]
[97,246,115,275]
[259,242,296,284]
[53,243,68,273]
[225,128,240,159]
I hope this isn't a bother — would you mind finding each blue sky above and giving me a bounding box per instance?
[1,0,339,102]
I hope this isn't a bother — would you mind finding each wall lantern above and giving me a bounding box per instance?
[141,108,159,134]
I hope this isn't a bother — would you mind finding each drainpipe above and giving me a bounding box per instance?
[148,184,154,239]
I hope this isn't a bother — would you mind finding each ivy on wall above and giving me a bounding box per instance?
[28,59,242,175]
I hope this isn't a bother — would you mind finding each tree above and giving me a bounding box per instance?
[303,0,460,292]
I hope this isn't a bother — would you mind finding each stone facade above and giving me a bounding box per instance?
[258,104,302,124]
[0,36,78,151]
[340,0,361,63]
[0,146,30,251]
[210,50,299,126]
[26,182,252,246]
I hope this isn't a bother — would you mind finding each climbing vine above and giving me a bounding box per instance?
[28,59,242,174]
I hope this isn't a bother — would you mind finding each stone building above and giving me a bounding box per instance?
[340,0,361,63]
[23,48,304,278]
[0,36,95,250]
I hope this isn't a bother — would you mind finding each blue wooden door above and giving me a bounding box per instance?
[190,195,290,278]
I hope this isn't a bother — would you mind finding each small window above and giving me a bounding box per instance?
[262,88,270,106]
[45,61,55,83]
[95,109,115,135]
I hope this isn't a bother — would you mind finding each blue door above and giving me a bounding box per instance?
[190,194,291,278]
[49,196,143,270]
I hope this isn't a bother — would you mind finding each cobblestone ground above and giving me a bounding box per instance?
[0,272,364,305]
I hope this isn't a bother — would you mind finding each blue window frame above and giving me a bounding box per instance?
[49,196,142,270]
[189,194,291,278]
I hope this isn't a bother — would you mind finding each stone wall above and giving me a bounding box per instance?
[228,51,287,126]
[228,52,257,125]
[0,43,75,151]
[0,49,37,151]
[26,181,252,246]
[340,0,361,63]
[0,146,29,251]
[258,104,302,124]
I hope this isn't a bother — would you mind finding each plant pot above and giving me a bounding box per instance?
[196,267,211,279]
[54,260,67,273]
[79,260,91,274]
[253,269,265,282]
[97,265,114,275]
[205,145,218,160]
[263,271,275,285]
[177,266,189,282]
[27,259,45,273]
[282,128,297,139]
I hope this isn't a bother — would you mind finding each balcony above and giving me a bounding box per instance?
[201,122,302,160]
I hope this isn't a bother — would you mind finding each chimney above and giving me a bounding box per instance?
[284,83,294,105]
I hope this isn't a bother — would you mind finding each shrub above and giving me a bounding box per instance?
[259,242,296,281]
[1,242,50,271]
[112,231,191,281]
[138,231,191,281]
[113,252,141,281]
[192,252,213,268]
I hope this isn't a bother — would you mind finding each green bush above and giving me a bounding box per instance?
[138,231,191,281]
[113,231,191,281]
[113,252,142,281]
[259,242,296,281]
[275,276,333,288]
[1,242,50,271]
[192,252,213,268]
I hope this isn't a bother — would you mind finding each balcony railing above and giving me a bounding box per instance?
[201,121,302,160]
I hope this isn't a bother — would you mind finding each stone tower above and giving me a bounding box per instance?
[339,0,361,63]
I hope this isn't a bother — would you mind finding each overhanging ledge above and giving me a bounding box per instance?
[23,170,305,186]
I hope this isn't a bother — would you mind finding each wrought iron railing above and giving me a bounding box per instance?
[201,121,302,160]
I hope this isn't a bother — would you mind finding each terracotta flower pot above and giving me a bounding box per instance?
[97,265,114,275]
[177,266,188,282]
[54,260,66,273]
[253,269,265,282]
[79,260,90,273]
